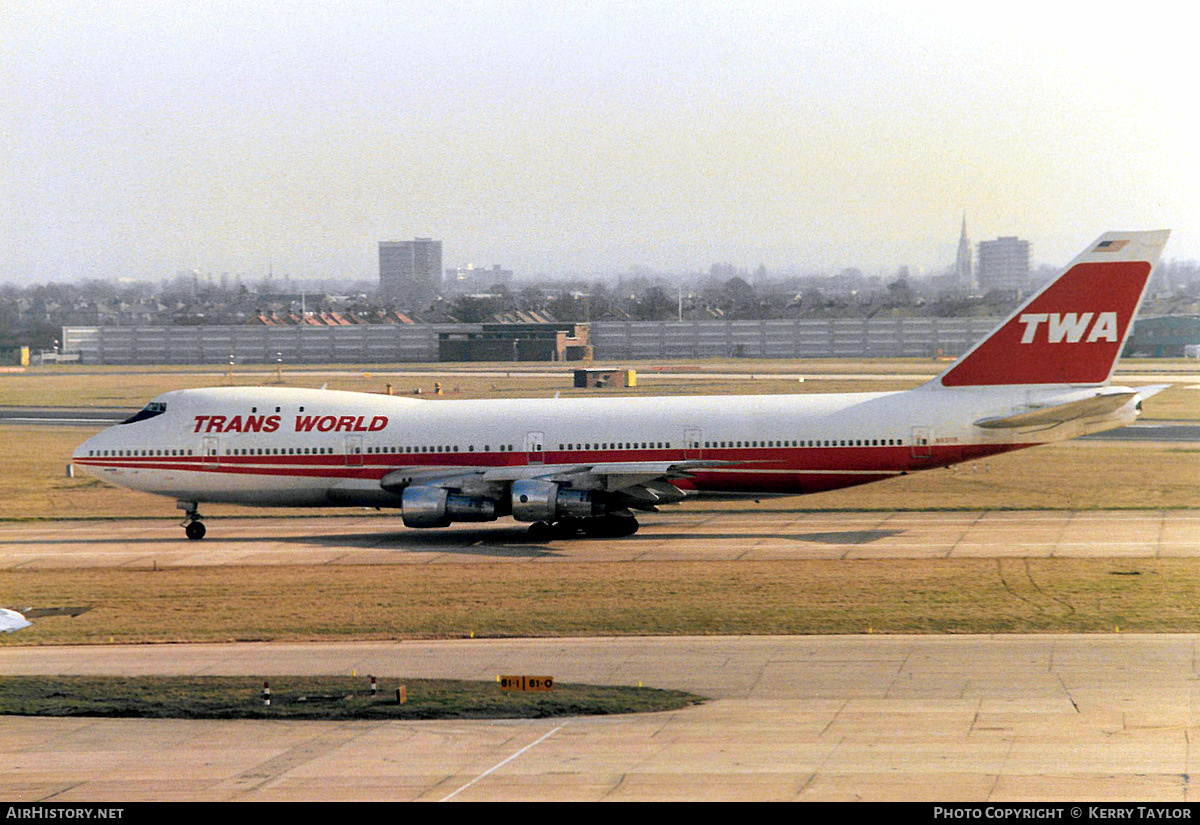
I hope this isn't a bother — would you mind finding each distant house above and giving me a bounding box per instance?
[1123,315,1200,357]
[438,323,593,362]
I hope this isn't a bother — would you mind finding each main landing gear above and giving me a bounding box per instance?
[527,514,640,541]
[178,501,206,541]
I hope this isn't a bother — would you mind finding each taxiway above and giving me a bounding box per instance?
[1,509,1197,569]
[3,635,1200,801]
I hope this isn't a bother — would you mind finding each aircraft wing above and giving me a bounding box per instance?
[378,465,491,491]
[0,605,91,633]
[973,386,1169,430]
[0,608,33,633]
[17,606,92,619]
[482,459,722,485]
[379,459,729,507]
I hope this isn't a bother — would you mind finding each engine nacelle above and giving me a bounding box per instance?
[511,479,602,522]
[401,486,498,528]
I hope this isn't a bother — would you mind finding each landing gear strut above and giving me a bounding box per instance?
[178,501,207,541]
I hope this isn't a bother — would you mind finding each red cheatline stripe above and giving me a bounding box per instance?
[73,443,1032,482]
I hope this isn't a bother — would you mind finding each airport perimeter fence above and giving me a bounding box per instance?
[61,318,1002,365]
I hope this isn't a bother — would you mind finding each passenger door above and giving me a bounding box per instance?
[202,436,220,466]
[910,426,932,459]
[525,431,545,465]
[345,435,363,465]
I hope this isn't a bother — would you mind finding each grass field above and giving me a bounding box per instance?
[0,675,702,720]
[1,363,916,406]
[5,558,1200,644]
[2,358,1196,418]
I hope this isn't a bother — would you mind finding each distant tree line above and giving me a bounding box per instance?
[4,258,1199,352]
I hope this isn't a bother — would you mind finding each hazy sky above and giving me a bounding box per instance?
[3,0,1196,283]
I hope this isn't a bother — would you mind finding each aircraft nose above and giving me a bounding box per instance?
[72,431,111,481]
[73,431,105,463]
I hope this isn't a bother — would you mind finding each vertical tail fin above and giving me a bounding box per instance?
[935,230,1170,387]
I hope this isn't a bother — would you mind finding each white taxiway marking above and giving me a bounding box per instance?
[441,724,565,801]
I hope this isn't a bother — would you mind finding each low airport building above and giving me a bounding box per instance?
[61,318,1005,364]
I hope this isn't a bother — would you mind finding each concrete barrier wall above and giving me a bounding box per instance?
[63,324,451,365]
[62,318,1003,364]
[587,318,999,360]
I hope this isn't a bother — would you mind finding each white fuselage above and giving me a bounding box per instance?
[72,382,1142,510]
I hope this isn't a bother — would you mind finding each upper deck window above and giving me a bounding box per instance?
[120,401,167,425]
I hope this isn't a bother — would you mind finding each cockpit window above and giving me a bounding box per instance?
[120,401,167,425]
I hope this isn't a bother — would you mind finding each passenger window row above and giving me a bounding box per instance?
[92,439,907,459]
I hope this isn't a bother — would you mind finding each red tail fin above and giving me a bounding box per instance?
[937,230,1169,387]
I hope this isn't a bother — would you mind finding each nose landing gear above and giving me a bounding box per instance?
[177,501,207,541]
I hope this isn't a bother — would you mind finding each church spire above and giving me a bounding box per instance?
[956,213,974,290]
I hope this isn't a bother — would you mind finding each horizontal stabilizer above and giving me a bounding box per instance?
[974,392,1138,429]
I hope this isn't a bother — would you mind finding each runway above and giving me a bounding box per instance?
[2,509,1198,568]
[3,635,1200,801]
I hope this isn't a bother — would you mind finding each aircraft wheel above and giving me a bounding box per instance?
[583,515,639,538]
[185,521,207,541]
[552,517,584,538]
[609,516,639,537]
[527,521,552,541]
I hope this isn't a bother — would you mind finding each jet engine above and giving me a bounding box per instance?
[510,479,602,522]
[400,486,498,528]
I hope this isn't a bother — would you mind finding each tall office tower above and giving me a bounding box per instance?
[379,238,443,307]
[955,215,974,290]
[976,236,1030,292]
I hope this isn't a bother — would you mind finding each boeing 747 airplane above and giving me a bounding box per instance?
[73,230,1170,540]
